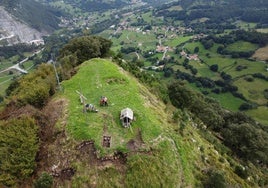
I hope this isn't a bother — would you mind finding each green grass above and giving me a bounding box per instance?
[62,58,167,151]
[233,78,268,105]
[236,21,257,30]
[209,92,244,111]
[246,106,268,126]
[226,41,258,52]
[61,58,189,187]
[126,140,182,187]
[167,5,183,11]
[61,58,251,187]
[142,11,153,23]
[188,61,218,79]
[228,59,268,78]
[183,41,204,53]
[0,79,12,96]
[164,35,192,47]
[110,30,157,52]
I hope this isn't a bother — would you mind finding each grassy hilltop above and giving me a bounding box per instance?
[0,56,265,187]
[62,58,165,150]
[47,58,254,187]
[60,58,182,186]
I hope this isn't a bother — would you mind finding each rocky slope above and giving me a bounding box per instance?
[0,6,44,45]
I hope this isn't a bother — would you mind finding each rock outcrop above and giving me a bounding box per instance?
[0,6,44,45]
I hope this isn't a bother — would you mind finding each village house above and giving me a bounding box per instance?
[156,45,166,53]
[188,54,199,61]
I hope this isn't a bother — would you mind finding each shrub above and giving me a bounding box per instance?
[9,64,56,108]
[34,172,53,188]
[0,116,39,186]
[203,169,227,188]
[234,165,248,179]
[0,95,3,103]
[239,103,254,111]
[210,64,219,72]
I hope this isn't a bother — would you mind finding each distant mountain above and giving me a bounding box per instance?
[155,0,268,25]
[36,0,129,12]
[0,0,61,33]
[0,6,44,45]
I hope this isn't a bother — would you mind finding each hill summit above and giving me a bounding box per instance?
[31,58,257,187]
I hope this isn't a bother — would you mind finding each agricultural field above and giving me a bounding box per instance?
[0,48,44,96]
[256,28,268,33]
[106,16,268,125]
[252,45,268,61]
[234,78,268,105]
[225,41,258,52]
[246,106,268,126]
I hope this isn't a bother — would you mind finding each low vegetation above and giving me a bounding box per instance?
[0,116,39,186]
[1,1,268,183]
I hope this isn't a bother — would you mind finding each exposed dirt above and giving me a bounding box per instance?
[127,128,145,152]
[34,98,130,187]
[0,97,151,187]
[0,102,38,120]
[252,46,268,61]
[1,98,151,186]
[106,77,126,84]
[34,98,76,186]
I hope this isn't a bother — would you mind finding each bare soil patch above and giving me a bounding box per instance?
[34,98,130,187]
[127,128,145,152]
[252,46,268,61]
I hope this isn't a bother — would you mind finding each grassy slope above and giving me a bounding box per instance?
[59,58,252,187]
[61,58,183,186]
[226,41,258,52]
[62,58,165,146]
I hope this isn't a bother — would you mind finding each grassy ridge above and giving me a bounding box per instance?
[60,58,254,187]
[61,58,185,186]
[62,58,166,150]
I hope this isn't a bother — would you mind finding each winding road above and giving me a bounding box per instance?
[0,48,43,74]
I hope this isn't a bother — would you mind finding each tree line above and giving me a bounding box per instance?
[168,81,268,168]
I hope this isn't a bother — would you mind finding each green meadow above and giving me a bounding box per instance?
[246,106,268,126]
[61,58,167,150]
[226,41,258,52]
[234,78,268,105]
[164,35,192,47]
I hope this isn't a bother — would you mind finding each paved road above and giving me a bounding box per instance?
[0,48,43,74]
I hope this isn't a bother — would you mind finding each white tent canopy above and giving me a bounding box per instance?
[120,108,133,120]
[120,108,134,127]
